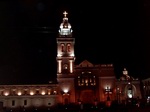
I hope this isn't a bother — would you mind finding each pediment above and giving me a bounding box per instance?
[79,60,94,67]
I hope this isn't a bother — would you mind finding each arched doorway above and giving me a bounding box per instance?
[64,98,69,105]
[62,94,70,105]
[0,101,3,110]
[80,90,95,104]
[124,84,136,98]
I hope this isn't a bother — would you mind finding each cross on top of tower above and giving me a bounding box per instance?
[63,11,68,18]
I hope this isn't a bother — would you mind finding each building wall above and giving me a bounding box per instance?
[115,79,142,104]
[0,85,59,108]
[142,78,150,101]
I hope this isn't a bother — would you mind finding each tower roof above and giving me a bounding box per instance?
[59,11,73,36]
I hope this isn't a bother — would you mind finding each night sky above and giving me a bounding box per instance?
[0,0,150,84]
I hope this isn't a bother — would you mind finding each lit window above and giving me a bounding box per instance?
[67,44,71,52]
[77,72,96,86]
[61,44,64,52]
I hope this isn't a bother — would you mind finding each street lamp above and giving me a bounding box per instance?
[105,86,112,107]
[105,86,112,101]
[116,87,121,104]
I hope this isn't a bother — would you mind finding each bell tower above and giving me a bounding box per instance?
[56,11,76,104]
[56,11,75,77]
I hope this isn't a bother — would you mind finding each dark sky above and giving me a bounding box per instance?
[0,0,150,84]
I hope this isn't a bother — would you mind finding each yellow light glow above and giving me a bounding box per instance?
[53,90,57,94]
[4,92,9,96]
[17,92,22,96]
[105,86,110,90]
[70,53,74,57]
[63,88,69,93]
[57,54,62,57]
[41,91,45,95]
[128,93,132,98]
[30,91,34,95]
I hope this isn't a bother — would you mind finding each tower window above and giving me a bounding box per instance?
[61,44,65,52]
[67,44,71,52]
[63,64,68,69]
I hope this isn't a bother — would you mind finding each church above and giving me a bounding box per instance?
[0,11,142,111]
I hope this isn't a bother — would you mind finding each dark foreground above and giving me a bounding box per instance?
[1,107,150,112]
[1,103,150,112]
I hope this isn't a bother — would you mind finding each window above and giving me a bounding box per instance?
[36,90,39,94]
[61,44,64,52]
[63,64,68,69]
[12,100,15,106]
[77,72,96,86]
[67,44,71,52]
[24,100,27,106]
[1,91,3,96]
[24,90,28,95]
[12,91,16,95]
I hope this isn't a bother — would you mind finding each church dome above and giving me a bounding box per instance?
[59,11,72,36]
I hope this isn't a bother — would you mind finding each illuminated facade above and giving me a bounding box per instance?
[0,11,142,110]
[0,84,59,110]
[115,68,142,104]
[142,78,150,103]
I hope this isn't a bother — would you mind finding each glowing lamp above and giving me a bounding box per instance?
[63,89,69,93]
[17,92,22,96]
[41,91,45,95]
[128,93,132,98]
[30,91,34,95]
